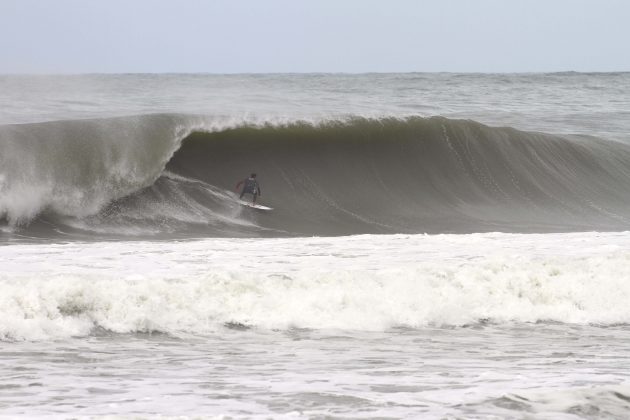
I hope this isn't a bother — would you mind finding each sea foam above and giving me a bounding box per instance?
[2,232,630,341]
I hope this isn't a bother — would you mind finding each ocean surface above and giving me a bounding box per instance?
[1,73,630,418]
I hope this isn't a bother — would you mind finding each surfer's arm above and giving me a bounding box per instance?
[257,183,261,196]
[235,180,244,191]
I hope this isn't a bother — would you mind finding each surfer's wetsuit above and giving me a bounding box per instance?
[236,176,261,203]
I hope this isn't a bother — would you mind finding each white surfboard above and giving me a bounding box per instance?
[239,201,273,211]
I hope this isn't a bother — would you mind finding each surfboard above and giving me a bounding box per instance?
[239,201,273,211]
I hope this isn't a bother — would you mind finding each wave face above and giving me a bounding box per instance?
[3,115,630,238]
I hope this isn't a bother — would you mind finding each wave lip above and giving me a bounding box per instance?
[4,114,630,237]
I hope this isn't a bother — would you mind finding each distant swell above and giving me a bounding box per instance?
[3,114,630,238]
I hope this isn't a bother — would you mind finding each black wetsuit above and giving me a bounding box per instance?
[239,177,261,199]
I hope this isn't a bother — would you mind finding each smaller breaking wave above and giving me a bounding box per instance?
[3,246,630,341]
[466,385,630,419]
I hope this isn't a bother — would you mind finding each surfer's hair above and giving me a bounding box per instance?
[251,173,257,178]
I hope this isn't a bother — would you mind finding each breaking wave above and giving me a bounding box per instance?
[3,113,630,238]
[3,247,630,341]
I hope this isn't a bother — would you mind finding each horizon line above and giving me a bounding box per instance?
[2,70,630,77]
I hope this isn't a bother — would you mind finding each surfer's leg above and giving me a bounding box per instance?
[253,193,257,204]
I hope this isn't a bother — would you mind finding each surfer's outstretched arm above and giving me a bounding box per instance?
[235,180,244,191]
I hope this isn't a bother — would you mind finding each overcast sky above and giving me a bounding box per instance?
[1,0,629,74]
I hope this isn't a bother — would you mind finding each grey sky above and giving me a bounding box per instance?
[1,0,629,73]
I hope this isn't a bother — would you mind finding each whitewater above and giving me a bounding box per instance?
[2,73,630,418]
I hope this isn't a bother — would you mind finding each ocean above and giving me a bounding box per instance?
[1,73,630,418]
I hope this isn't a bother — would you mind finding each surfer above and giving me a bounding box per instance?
[236,173,262,204]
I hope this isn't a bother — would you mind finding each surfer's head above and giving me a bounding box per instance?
[251,173,257,178]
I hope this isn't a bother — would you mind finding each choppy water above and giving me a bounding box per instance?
[4,324,630,418]
[3,232,630,417]
[2,73,630,418]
